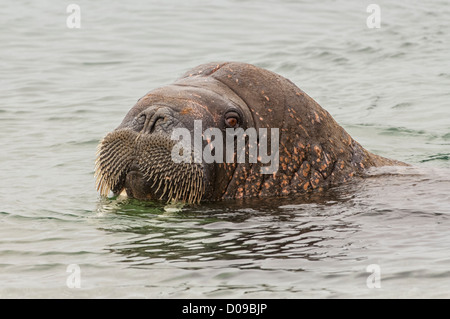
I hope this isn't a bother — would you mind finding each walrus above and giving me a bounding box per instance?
[95,62,405,203]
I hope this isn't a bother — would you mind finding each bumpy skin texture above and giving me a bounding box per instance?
[97,62,405,202]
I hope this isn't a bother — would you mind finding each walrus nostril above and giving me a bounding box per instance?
[148,116,165,133]
[139,108,168,134]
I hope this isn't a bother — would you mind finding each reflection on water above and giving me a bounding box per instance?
[95,185,359,268]
[96,166,450,277]
[87,169,450,297]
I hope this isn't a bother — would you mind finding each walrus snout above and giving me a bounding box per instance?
[95,128,205,203]
[124,169,154,200]
[132,106,177,136]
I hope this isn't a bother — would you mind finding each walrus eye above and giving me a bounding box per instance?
[224,111,240,128]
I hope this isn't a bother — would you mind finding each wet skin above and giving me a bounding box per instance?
[95,62,406,203]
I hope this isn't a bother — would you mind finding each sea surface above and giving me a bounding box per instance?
[1,0,449,298]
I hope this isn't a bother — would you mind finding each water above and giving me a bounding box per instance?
[1,0,449,298]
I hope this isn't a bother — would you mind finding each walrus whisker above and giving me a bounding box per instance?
[95,130,137,197]
[134,133,142,143]
[166,183,173,201]
[154,178,164,196]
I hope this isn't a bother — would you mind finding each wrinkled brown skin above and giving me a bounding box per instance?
[109,62,406,201]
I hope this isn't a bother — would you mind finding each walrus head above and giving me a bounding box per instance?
[95,62,405,203]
